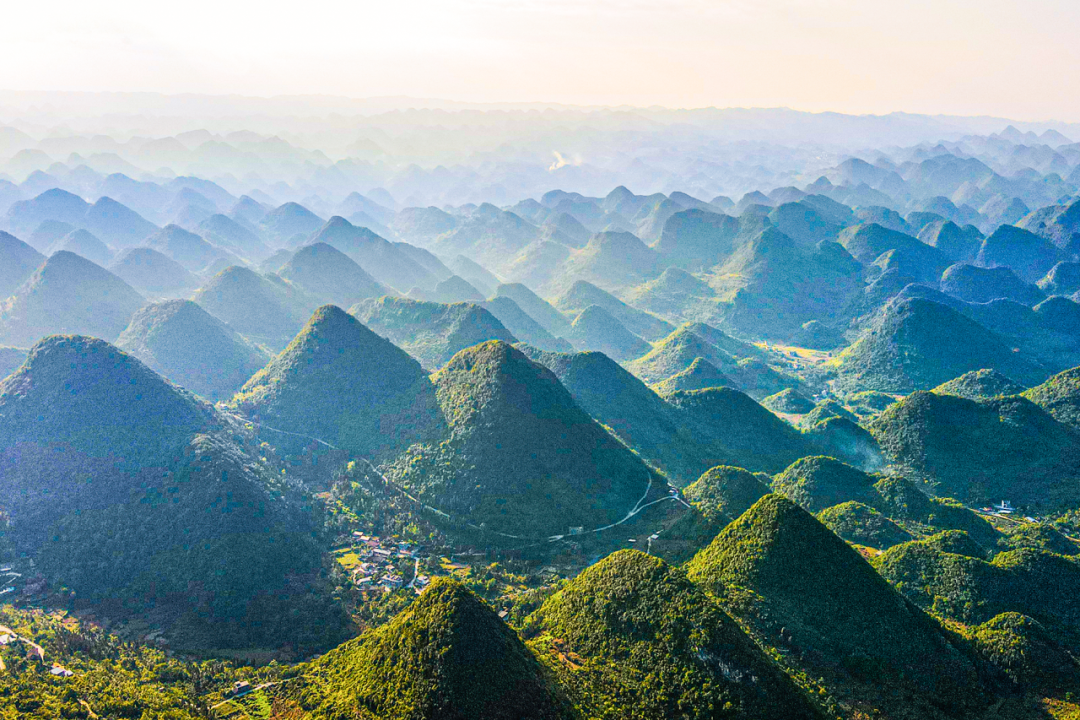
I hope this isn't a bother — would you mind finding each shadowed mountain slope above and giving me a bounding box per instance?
[232,305,443,459]
[351,296,516,369]
[0,251,144,346]
[384,341,657,536]
[116,299,268,401]
[304,578,573,720]
[526,550,820,720]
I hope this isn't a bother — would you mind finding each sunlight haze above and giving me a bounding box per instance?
[2,0,1078,118]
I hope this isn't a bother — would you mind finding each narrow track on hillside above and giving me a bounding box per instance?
[229,413,687,545]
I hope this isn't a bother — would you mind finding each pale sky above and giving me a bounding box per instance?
[1,0,1078,120]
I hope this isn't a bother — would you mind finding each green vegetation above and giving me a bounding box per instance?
[0,251,145,347]
[998,522,1079,555]
[832,297,1046,393]
[351,296,516,369]
[816,501,913,549]
[932,368,1026,400]
[191,265,315,351]
[0,336,348,649]
[871,476,1001,547]
[761,387,815,414]
[525,550,820,719]
[871,390,1080,507]
[802,416,885,471]
[844,390,898,418]
[116,299,268,401]
[687,495,985,716]
[278,241,386,307]
[970,612,1080,690]
[798,399,858,428]
[706,228,863,340]
[302,578,574,720]
[385,341,656,536]
[564,304,651,361]
[0,606,259,720]
[1024,365,1080,429]
[771,456,879,513]
[683,465,771,526]
[232,305,444,459]
[553,280,673,341]
[651,356,731,394]
[626,326,789,398]
[665,388,817,475]
[874,538,1080,644]
[483,296,572,352]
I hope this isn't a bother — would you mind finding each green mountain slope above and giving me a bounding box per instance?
[1023,365,1080,429]
[665,388,816,474]
[384,341,656,536]
[553,280,673,341]
[0,251,145,346]
[683,465,771,526]
[870,391,1080,507]
[565,305,651,361]
[233,305,443,459]
[116,299,268,401]
[651,356,731,394]
[932,368,1027,400]
[523,347,814,481]
[0,336,337,643]
[494,282,571,336]
[109,247,200,297]
[526,550,820,720]
[278,241,387,307]
[483,297,572,352]
[771,456,879,513]
[875,539,1080,645]
[832,296,1047,393]
[303,578,572,720]
[351,296,516,369]
[686,495,985,717]
[192,265,316,350]
[0,231,44,299]
[626,326,788,398]
[816,501,913,549]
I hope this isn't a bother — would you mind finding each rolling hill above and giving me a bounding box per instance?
[47,228,113,267]
[832,296,1047,393]
[277,242,387,307]
[481,296,572,352]
[526,550,820,719]
[191,265,315,350]
[870,390,1080,507]
[232,305,443,459]
[0,251,145,346]
[116,299,268,401]
[0,231,45,299]
[303,578,572,720]
[384,341,657,536]
[553,280,673,341]
[932,368,1027,399]
[564,305,651,361]
[1023,366,1080,429]
[351,296,516,369]
[109,247,200,297]
[494,283,571,336]
[651,356,732,394]
[939,263,1043,305]
[308,216,447,293]
[0,335,339,645]
[686,494,985,717]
